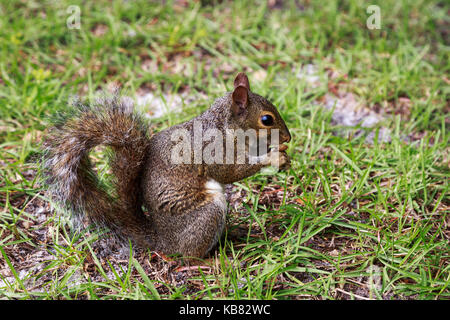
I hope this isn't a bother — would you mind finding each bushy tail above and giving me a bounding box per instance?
[42,95,155,247]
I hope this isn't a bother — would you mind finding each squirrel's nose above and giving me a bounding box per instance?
[281,130,291,144]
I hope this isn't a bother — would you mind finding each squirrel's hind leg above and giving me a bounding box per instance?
[176,179,227,258]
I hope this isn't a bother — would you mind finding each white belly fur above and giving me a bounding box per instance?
[205,179,227,214]
[204,178,227,253]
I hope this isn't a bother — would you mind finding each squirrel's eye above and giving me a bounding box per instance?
[261,114,274,126]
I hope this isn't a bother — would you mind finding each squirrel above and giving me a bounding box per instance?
[43,73,291,259]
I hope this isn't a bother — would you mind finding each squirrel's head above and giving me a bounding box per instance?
[230,72,291,150]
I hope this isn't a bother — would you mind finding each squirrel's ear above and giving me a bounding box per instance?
[234,72,250,91]
[231,85,248,116]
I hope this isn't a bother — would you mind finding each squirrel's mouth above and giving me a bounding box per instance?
[268,144,288,152]
[278,144,288,152]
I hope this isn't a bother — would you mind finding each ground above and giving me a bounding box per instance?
[0,0,449,299]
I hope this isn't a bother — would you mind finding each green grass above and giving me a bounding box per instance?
[0,0,448,299]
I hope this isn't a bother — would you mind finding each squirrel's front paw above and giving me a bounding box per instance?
[278,151,291,171]
[265,149,290,170]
